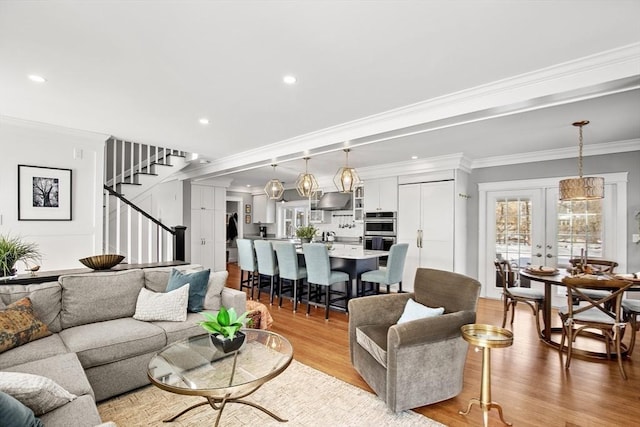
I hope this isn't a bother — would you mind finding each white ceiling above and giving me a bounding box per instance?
[1,1,640,190]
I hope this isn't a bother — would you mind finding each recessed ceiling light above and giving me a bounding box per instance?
[246,184,251,188]
[411,155,418,160]
[28,75,46,83]
[283,75,297,85]
[199,118,209,125]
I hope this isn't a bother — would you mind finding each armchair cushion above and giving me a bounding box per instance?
[356,324,388,368]
[397,298,444,324]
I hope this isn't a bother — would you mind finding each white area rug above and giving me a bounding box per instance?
[98,359,444,426]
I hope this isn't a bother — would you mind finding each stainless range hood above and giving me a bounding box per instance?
[316,192,352,211]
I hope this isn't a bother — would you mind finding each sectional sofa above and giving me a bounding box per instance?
[0,264,246,426]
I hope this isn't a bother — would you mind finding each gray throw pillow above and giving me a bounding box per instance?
[0,372,76,416]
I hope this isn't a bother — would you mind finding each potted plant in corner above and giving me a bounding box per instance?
[295,225,318,244]
[198,307,250,353]
[0,234,41,278]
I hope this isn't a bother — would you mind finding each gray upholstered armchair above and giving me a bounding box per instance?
[348,268,481,412]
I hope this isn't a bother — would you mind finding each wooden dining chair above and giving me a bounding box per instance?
[568,258,619,274]
[495,260,544,338]
[559,276,633,380]
[622,298,640,357]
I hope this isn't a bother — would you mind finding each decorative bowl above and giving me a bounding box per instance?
[79,254,125,270]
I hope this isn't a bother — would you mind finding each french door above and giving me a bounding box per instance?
[479,174,626,300]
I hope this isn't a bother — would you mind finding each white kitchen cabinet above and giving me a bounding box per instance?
[398,180,455,290]
[252,194,276,223]
[364,177,398,212]
[191,184,215,210]
[353,186,364,222]
[190,184,226,271]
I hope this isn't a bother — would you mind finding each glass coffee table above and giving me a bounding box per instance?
[147,329,293,426]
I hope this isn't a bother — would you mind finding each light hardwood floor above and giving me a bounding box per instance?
[227,263,640,426]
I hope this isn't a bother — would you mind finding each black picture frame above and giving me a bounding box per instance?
[18,164,72,221]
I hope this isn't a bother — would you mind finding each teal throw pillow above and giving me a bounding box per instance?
[166,269,211,312]
[0,391,44,427]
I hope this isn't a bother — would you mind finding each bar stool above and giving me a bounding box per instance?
[273,242,307,312]
[236,239,258,299]
[359,243,408,295]
[253,240,279,305]
[302,243,349,320]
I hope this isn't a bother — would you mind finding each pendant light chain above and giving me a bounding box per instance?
[577,122,584,178]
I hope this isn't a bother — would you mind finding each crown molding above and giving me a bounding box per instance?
[0,115,110,143]
[471,139,640,169]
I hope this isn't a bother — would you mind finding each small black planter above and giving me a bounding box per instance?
[210,331,246,353]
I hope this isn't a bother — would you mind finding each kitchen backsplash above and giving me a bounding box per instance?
[314,209,363,238]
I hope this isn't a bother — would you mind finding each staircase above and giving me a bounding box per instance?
[103,137,189,264]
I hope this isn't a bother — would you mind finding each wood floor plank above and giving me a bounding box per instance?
[227,263,640,426]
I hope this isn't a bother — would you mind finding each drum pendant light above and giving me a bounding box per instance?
[295,157,319,198]
[264,164,284,200]
[559,121,604,201]
[333,149,361,193]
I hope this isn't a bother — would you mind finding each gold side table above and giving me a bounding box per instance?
[459,324,514,427]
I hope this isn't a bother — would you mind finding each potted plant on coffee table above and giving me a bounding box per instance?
[295,225,318,244]
[0,234,41,278]
[198,307,250,353]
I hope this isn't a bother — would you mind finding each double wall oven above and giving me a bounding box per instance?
[363,211,397,256]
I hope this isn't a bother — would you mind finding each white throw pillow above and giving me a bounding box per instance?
[0,372,77,416]
[133,284,189,322]
[397,298,444,324]
[204,270,228,310]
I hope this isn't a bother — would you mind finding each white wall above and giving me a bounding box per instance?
[0,117,107,270]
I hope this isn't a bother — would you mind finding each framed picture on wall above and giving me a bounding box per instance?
[18,164,72,221]
[245,204,251,214]
[245,214,251,224]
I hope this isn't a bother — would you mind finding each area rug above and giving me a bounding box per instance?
[97,360,444,426]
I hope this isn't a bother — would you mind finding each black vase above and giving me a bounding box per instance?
[210,330,246,353]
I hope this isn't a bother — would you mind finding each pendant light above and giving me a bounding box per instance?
[295,157,319,198]
[559,121,604,201]
[264,164,284,200]
[333,148,361,193]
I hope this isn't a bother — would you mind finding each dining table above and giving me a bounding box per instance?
[519,268,640,359]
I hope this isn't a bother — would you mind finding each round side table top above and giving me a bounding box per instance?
[461,324,513,349]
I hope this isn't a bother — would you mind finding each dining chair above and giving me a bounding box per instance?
[273,242,307,312]
[568,258,619,302]
[253,240,279,305]
[568,258,619,274]
[495,260,544,338]
[302,243,350,320]
[359,243,409,296]
[236,239,258,299]
[622,298,640,357]
[559,276,633,379]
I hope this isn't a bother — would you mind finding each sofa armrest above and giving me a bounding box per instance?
[388,310,476,348]
[221,287,247,316]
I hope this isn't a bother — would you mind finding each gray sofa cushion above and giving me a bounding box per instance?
[152,311,210,344]
[4,353,93,399]
[0,334,68,370]
[0,281,62,332]
[59,270,145,328]
[59,318,166,369]
[39,394,102,427]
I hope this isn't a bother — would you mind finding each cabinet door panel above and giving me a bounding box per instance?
[398,184,422,289]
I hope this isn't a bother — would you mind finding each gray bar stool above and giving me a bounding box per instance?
[302,243,349,320]
[236,239,258,299]
[254,240,279,305]
[273,242,307,312]
[359,243,408,295]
